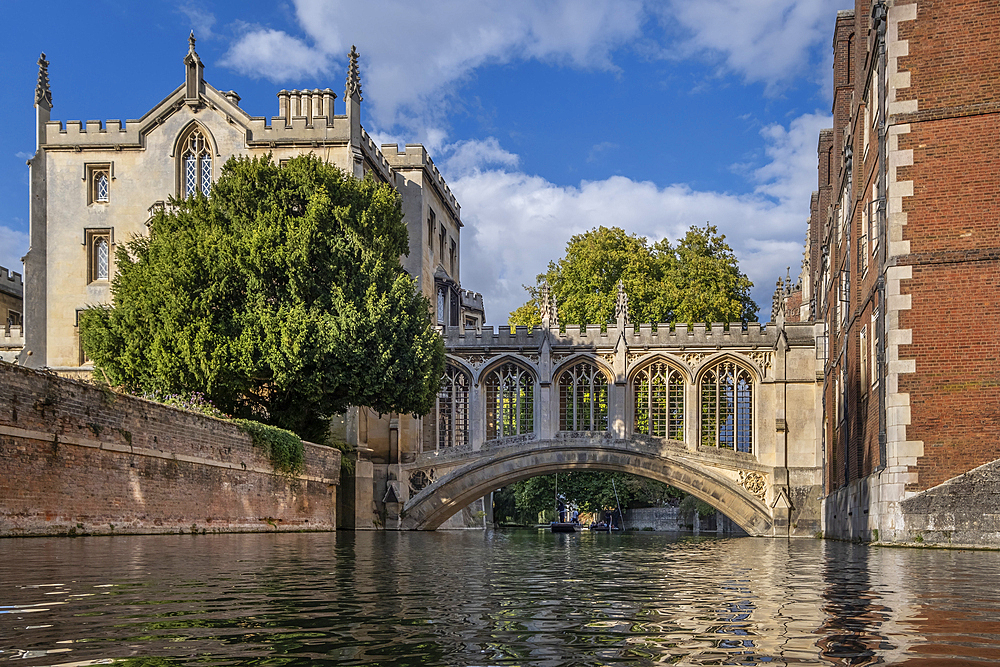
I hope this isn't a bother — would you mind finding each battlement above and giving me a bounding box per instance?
[460,289,484,311]
[0,266,23,298]
[441,321,787,349]
[0,325,24,363]
[382,144,461,222]
[360,130,396,185]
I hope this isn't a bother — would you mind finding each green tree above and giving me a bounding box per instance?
[509,224,757,327]
[80,154,444,442]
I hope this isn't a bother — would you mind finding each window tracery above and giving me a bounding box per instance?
[181,129,212,197]
[700,360,753,453]
[425,364,470,451]
[633,361,684,439]
[485,362,534,440]
[558,360,608,432]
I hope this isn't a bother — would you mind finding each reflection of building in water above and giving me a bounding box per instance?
[781,0,1000,548]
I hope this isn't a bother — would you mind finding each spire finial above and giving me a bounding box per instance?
[615,280,630,329]
[189,31,196,53]
[539,282,558,329]
[35,53,52,109]
[346,45,363,101]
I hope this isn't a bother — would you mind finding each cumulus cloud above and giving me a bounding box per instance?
[0,224,28,275]
[447,111,830,323]
[657,0,841,92]
[223,0,645,128]
[220,27,331,82]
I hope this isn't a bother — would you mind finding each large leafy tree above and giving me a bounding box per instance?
[80,154,444,442]
[509,224,757,327]
[504,225,757,512]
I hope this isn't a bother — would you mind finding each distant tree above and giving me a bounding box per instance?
[80,154,444,442]
[508,224,757,327]
[506,472,682,520]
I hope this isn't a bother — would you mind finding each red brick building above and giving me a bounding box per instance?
[784,0,1000,545]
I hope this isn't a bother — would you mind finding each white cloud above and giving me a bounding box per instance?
[449,111,830,324]
[179,4,217,40]
[223,0,645,128]
[658,0,842,92]
[219,28,330,82]
[441,138,519,178]
[0,225,28,275]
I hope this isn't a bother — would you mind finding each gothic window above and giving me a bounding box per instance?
[95,171,109,203]
[437,287,446,325]
[633,361,685,439]
[424,364,469,451]
[450,239,457,276]
[485,362,534,440]
[85,163,112,205]
[700,360,753,453]
[558,360,609,432]
[181,129,212,197]
[428,210,436,252]
[85,229,112,283]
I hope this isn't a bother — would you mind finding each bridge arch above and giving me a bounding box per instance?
[400,438,774,535]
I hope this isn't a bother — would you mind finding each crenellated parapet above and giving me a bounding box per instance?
[382,144,461,222]
[0,267,23,297]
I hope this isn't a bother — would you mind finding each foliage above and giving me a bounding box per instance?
[508,224,757,327]
[679,494,716,519]
[232,418,304,476]
[80,154,444,443]
[133,389,228,419]
[506,472,684,520]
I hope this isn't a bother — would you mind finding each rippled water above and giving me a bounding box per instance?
[1,530,999,666]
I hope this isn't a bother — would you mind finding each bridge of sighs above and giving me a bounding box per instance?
[359,292,824,537]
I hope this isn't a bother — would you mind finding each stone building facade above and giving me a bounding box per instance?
[0,266,24,363]
[21,37,486,530]
[783,0,1000,546]
[22,37,483,375]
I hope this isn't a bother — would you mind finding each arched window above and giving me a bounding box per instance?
[181,129,212,197]
[700,360,753,453]
[633,361,684,439]
[425,364,470,451]
[94,237,109,281]
[558,360,609,431]
[485,362,534,440]
[95,172,109,203]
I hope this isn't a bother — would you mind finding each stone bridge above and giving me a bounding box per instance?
[369,301,825,537]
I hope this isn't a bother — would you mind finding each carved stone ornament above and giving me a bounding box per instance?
[463,354,489,370]
[679,352,708,368]
[524,354,540,363]
[409,469,435,496]
[598,352,616,366]
[626,352,645,366]
[746,351,773,374]
[738,470,767,500]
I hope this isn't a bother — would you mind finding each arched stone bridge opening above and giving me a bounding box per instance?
[400,435,778,536]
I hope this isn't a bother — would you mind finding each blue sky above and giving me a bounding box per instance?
[1,0,842,323]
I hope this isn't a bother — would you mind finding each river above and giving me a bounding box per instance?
[1,530,999,666]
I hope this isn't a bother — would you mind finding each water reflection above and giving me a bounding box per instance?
[0,531,998,665]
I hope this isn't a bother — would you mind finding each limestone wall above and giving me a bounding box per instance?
[0,361,340,536]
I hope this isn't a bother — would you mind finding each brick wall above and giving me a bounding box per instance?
[0,361,341,536]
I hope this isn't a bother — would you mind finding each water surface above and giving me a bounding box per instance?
[1,530,999,665]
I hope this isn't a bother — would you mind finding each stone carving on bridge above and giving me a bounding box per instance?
[460,354,489,370]
[678,352,709,368]
[738,470,767,501]
[746,351,772,375]
[409,469,435,496]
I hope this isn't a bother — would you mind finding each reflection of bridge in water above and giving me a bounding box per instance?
[392,294,824,536]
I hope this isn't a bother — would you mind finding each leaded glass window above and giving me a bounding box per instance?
[95,172,109,203]
[182,130,212,197]
[95,238,109,281]
[700,361,753,453]
[485,362,534,440]
[558,360,609,432]
[425,364,469,451]
[633,361,684,439]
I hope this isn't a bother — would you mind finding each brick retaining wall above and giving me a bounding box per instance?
[0,361,340,536]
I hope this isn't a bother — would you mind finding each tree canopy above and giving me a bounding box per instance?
[508,225,757,327]
[80,154,444,442]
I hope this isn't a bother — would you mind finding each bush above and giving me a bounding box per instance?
[231,418,304,476]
